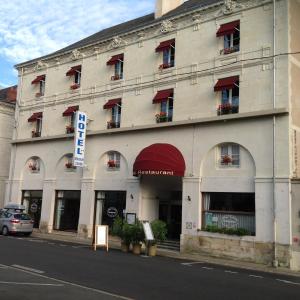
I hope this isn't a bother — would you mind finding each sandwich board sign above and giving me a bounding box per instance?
[93,225,108,251]
[73,111,87,167]
[142,221,154,241]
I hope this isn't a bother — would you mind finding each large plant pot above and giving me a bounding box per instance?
[148,244,157,257]
[132,243,142,255]
[121,242,129,253]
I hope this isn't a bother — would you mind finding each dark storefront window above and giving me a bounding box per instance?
[22,190,43,228]
[54,191,80,232]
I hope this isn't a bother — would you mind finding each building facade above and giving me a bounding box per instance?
[5,0,300,269]
[0,86,16,209]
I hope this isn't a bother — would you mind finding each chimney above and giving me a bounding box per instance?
[155,0,184,18]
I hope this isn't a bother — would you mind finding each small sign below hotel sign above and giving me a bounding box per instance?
[73,111,87,168]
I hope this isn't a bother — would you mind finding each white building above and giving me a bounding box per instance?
[6,0,300,269]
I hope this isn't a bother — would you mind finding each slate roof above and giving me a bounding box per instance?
[0,85,17,104]
[16,0,222,67]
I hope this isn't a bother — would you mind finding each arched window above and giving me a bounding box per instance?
[107,152,120,170]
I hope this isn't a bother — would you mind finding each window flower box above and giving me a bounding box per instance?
[220,45,240,55]
[111,74,122,81]
[107,121,120,129]
[32,131,41,138]
[107,160,117,168]
[217,104,239,115]
[70,83,80,90]
[159,63,172,70]
[65,162,75,169]
[221,155,232,165]
[156,112,171,123]
[35,92,43,97]
[66,125,75,134]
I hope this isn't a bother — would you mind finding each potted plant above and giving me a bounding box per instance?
[107,160,116,168]
[130,220,145,255]
[70,83,80,90]
[155,112,167,123]
[111,217,130,252]
[148,220,167,256]
[65,162,74,169]
[66,125,74,134]
[222,155,232,165]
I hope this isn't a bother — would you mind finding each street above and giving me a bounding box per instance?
[0,235,300,300]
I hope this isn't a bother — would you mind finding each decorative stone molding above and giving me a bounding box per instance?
[223,0,238,14]
[160,20,175,33]
[108,36,127,49]
[70,49,84,61]
[192,14,201,31]
[34,60,48,71]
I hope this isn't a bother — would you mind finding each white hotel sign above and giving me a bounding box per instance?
[73,111,87,167]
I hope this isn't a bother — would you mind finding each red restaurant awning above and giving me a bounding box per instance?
[62,105,79,116]
[106,54,124,65]
[103,98,121,109]
[155,39,175,52]
[31,75,45,84]
[28,112,43,122]
[214,76,239,91]
[152,89,173,104]
[133,143,186,177]
[216,20,240,37]
[66,65,81,76]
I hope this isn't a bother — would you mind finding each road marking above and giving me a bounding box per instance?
[202,266,213,270]
[224,270,238,274]
[249,275,263,279]
[276,279,300,286]
[6,264,134,300]
[12,265,45,274]
[28,239,45,243]
[59,244,67,247]
[71,245,89,248]
[47,242,55,245]
[0,281,63,287]
[181,261,204,266]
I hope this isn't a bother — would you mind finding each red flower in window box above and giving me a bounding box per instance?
[65,162,75,169]
[159,63,171,70]
[70,83,80,90]
[107,160,116,168]
[35,92,43,97]
[32,130,41,138]
[222,155,232,164]
[66,125,74,134]
[111,74,121,81]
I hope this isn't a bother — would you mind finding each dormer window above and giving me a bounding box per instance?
[153,89,173,123]
[156,39,175,70]
[107,54,124,80]
[217,20,240,55]
[31,75,46,97]
[103,98,121,129]
[66,65,81,89]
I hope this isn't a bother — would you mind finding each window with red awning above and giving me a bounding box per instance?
[155,39,175,52]
[214,76,239,91]
[106,54,124,65]
[28,112,43,122]
[62,106,79,117]
[31,75,45,84]
[66,65,81,76]
[216,20,240,37]
[103,98,121,109]
[152,89,173,104]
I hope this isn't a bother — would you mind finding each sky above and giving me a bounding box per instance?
[0,0,155,88]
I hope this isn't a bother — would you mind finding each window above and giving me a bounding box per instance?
[217,20,240,55]
[202,192,255,235]
[153,89,174,123]
[28,112,43,138]
[39,80,45,97]
[219,144,240,167]
[107,54,124,81]
[63,106,79,133]
[74,70,81,86]
[31,75,46,97]
[66,65,81,90]
[65,155,76,171]
[156,39,175,70]
[107,152,120,170]
[103,98,122,129]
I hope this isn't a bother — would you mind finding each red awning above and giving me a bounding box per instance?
[153,89,173,104]
[133,143,186,177]
[62,105,79,116]
[31,75,45,84]
[66,65,81,76]
[106,54,124,65]
[214,76,239,91]
[28,112,43,122]
[216,20,240,37]
[155,39,175,52]
[103,98,121,109]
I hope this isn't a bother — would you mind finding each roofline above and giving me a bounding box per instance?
[15,0,223,69]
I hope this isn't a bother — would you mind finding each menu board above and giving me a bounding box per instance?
[94,225,108,251]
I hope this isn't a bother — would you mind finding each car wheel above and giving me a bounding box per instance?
[2,226,9,236]
[24,232,32,237]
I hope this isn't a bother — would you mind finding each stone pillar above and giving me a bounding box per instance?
[40,179,56,233]
[125,177,141,218]
[182,177,201,236]
[78,178,95,238]
[4,179,23,205]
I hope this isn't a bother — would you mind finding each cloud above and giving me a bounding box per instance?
[0,0,154,64]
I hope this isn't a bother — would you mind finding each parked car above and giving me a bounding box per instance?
[0,211,34,236]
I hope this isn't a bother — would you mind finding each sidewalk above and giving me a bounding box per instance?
[32,230,300,278]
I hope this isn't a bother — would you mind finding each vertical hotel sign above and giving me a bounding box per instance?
[73,111,87,167]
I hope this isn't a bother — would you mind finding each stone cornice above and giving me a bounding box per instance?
[16,0,271,72]
[12,108,288,145]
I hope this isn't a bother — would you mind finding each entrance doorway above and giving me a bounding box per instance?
[159,191,182,240]
[53,191,80,232]
[94,191,126,229]
[22,190,43,228]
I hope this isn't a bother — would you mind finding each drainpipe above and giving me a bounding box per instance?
[272,0,278,267]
